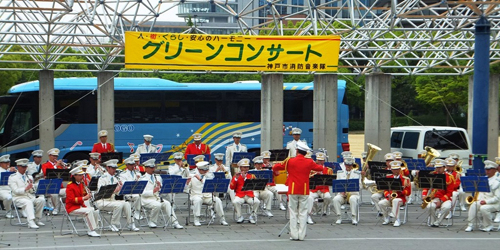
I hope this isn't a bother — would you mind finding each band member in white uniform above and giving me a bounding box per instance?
[168,152,189,178]
[188,161,229,226]
[140,159,184,229]
[0,154,14,218]
[333,157,361,225]
[136,134,157,155]
[87,152,105,177]
[225,131,247,169]
[27,150,43,176]
[252,156,274,217]
[465,160,500,232]
[96,159,139,232]
[339,151,353,171]
[286,128,307,158]
[8,158,46,229]
[210,153,232,179]
[371,153,394,215]
[119,156,143,220]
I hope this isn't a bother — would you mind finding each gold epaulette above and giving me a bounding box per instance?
[447,173,455,185]
[67,181,73,185]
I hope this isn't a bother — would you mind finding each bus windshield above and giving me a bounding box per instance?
[0,103,8,136]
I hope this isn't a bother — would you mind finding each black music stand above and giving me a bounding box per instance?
[101,153,123,163]
[416,172,447,225]
[88,177,100,192]
[309,175,336,190]
[269,149,289,162]
[375,178,403,194]
[160,178,187,228]
[241,178,268,224]
[370,168,391,179]
[93,184,118,201]
[202,178,231,226]
[46,169,71,181]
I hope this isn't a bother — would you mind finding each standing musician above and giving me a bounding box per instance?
[41,148,67,215]
[136,134,157,155]
[333,157,361,225]
[87,152,105,177]
[91,130,115,153]
[422,159,455,227]
[252,156,274,217]
[27,150,43,176]
[0,154,14,218]
[379,161,411,227]
[184,133,211,169]
[273,141,323,241]
[169,152,189,178]
[371,153,394,216]
[65,165,100,237]
[8,159,46,229]
[307,152,333,224]
[286,128,306,158]
[96,159,139,232]
[225,131,247,169]
[230,158,260,224]
[465,160,500,232]
[495,156,500,223]
[188,161,229,226]
[119,157,143,220]
[140,159,184,229]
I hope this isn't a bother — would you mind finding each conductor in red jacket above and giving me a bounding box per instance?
[184,133,211,168]
[273,141,323,241]
[91,130,115,154]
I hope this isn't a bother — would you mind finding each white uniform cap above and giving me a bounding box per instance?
[261,151,271,159]
[143,159,156,168]
[47,148,60,156]
[75,160,89,168]
[70,166,85,175]
[237,158,250,167]
[361,152,367,158]
[0,154,10,163]
[252,156,264,164]
[143,134,154,141]
[103,159,119,168]
[291,127,302,135]
[434,159,445,168]
[124,157,135,165]
[15,158,29,167]
[296,141,310,152]
[89,152,100,159]
[392,151,402,160]
[173,152,183,160]
[341,151,352,158]
[445,158,456,167]
[196,161,210,170]
[390,161,402,170]
[32,150,43,157]
[484,160,499,170]
[384,153,395,161]
[232,131,242,138]
[344,157,355,165]
[98,130,108,137]
[305,151,312,159]
[214,153,224,161]
[448,153,460,160]
[495,157,500,165]
[315,152,326,161]
[192,133,202,141]
[193,155,205,162]
[131,153,140,162]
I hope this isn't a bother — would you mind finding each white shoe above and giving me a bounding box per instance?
[393,219,401,227]
[465,226,473,232]
[194,216,201,226]
[21,210,27,218]
[460,205,467,211]
[352,219,358,225]
[220,218,229,226]
[5,212,14,219]
[307,216,314,225]
[87,231,100,237]
[172,221,184,229]
[133,211,141,220]
[279,203,286,211]
[382,217,390,225]
[494,213,500,223]
[264,210,273,217]
[407,197,413,205]
[148,221,157,228]
[446,213,452,219]
[335,218,342,225]
[128,223,140,232]
[432,221,440,227]
[249,216,256,224]
[389,212,395,218]
[110,225,119,232]
[236,216,244,223]
[28,220,39,229]
[340,205,346,210]
[35,220,45,226]
[482,225,494,232]
[52,209,58,215]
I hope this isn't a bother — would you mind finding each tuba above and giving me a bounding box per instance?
[424,146,440,166]
[361,143,381,189]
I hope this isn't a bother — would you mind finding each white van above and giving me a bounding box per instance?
[390,126,472,168]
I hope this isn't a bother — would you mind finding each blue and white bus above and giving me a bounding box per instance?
[0,78,350,163]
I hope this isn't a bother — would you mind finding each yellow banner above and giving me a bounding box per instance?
[125,31,340,72]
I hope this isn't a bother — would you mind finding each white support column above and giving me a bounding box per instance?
[313,74,338,161]
[97,72,115,144]
[364,73,392,160]
[39,70,54,162]
[261,74,283,151]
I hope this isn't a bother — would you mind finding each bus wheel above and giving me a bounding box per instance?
[64,152,90,165]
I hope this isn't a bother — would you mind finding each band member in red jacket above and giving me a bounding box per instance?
[378,161,411,227]
[65,166,100,237]
[91,130,115,153]
[184,133,211,169]
[230,158,260,224]
[422,159,455,227]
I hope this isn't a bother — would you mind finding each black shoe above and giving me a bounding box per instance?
[377,212,383,217]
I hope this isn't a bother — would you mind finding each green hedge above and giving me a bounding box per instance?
[350,115,468,132]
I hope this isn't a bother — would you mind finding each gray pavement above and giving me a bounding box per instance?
[1,192,500,250]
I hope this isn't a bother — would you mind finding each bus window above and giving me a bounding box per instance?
[9,109,34,144]
[424,130,469,150]
[0,104,8,136]
[402,132,419,149]
[390,131,404,148]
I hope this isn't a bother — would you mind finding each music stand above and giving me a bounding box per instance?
[46,169,71,181]
[269,149,289,162]
[465,169,486,177]
[119,181,148,196]
[140,153,172,165]
[213,172,226,179]
[36,179,63,196]
[93,184,118,201]
[332,178,360,214]
[0,172,14,185]
[187,154,211,168]
[88,177,100,192]
[461,176,490,229]
[406,159,426,170]
[232,152,256,164]
[101,153,123,163]
[202,178,230,226]
[241,178,268,224]
[160,178,188,228]
[370,168,391,179]
[309,175,336,190]
[375,178,403,193]
[416,171,447,225]
[248,170,273,184]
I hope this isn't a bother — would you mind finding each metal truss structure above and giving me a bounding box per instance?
[0,0,499,75]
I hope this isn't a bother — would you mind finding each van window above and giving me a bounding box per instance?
[424,130,469,150]
[402,132,419,149]
[391,132,404,148]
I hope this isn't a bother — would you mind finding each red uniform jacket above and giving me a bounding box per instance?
[184,143,211,159]
[383,174,412,204]
[448,171,461,191]
[41,161,64,176]
[91,142,115,154]
[65,182,87,214]
[422,171,455,202]
[230,173,256,198]
[273,154,323,195]
[310,166,334,193]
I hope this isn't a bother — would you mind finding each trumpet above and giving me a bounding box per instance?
[182,163,189,169]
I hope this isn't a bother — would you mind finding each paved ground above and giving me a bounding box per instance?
[1,192,500,250]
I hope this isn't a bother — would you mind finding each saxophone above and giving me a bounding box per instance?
[421,189,437,209]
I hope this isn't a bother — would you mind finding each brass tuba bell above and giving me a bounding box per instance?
[361,143,382,173]
[424,146,440,166]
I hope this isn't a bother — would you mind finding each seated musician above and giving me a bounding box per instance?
[0,154,14,219]
[422,159,455,227]
[230,158,260,224]
[252,156,274,217]
[306,152,333,224]
[262,151,286,211]
[169,152,189,178]
[96,159,139,232]
[465,160,500,232]
[379,161,411,227]
[65,165,100,237]
[371,153,394,216]
[188,161,229,226]
[447,153,467,212]
[392,152,410,177]
[87,152,105,177]
[339,151,353,171]
[444,158,463,217]
[131,153,145,172]
[210,153,231,179]
[139,159,184,229]
[333,157,361,225]
[119,157,143,220]
[41,148,67,215]
[189,155,206,177]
